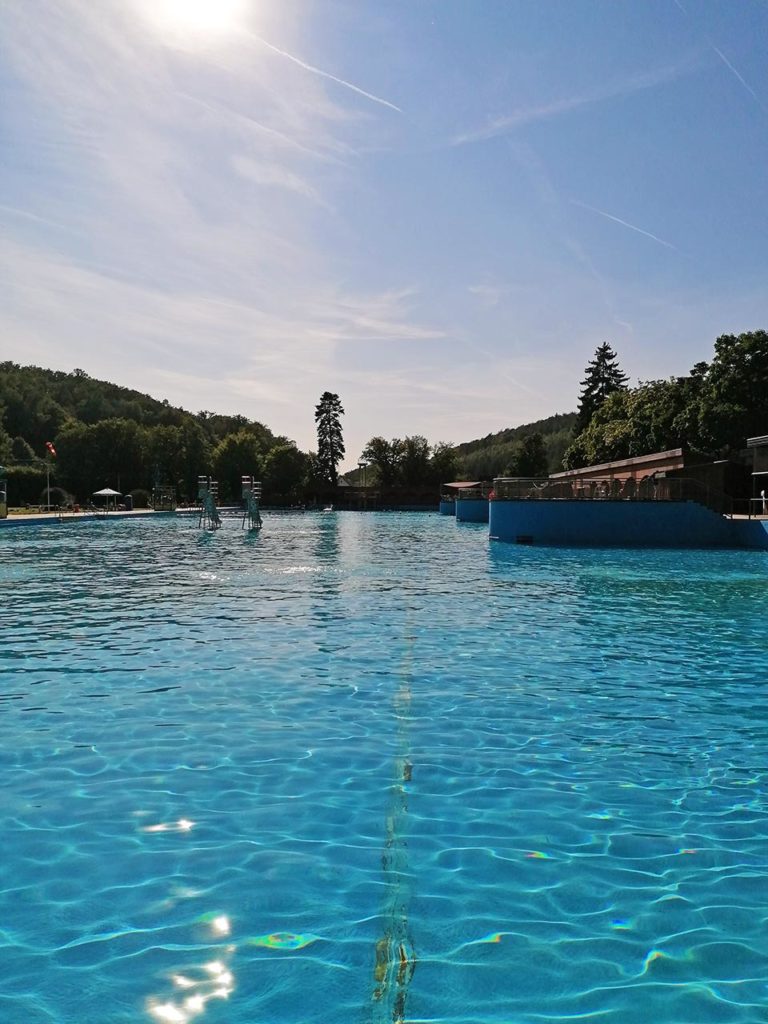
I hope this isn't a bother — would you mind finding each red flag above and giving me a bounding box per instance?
[45,441,57,457]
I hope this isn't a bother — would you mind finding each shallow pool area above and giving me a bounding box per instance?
[2,512,768,1023]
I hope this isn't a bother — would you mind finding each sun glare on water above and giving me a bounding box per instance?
[142,0,248,44]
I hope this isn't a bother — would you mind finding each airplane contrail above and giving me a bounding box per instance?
[672,4,766,114]
[252,35,402,113]
[451,59,694,146]
[712,47,767,112]
[571,200,678,251]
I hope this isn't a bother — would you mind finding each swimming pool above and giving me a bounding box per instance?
[2,512,767,1023]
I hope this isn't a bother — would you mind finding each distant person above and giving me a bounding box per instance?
[762,489,767,515]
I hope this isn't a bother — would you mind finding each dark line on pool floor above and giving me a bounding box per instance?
[366,636,417,1024]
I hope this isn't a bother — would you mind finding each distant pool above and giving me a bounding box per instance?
[2,512,768,1023]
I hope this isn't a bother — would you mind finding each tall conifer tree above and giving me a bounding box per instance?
[574,343,628,433]
[314,392,345,487]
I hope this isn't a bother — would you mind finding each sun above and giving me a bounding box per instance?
[142,0,248,43]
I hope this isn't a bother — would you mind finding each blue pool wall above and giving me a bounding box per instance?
[455,498,489,523]
[489,500,768,549]
[439,500,455,516]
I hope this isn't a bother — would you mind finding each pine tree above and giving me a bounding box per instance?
[574,343,628,433]
[314,392,345,487]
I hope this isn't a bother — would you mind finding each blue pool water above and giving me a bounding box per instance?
[2,512,768,1023]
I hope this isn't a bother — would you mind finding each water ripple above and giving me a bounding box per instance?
[1,514,768,1022]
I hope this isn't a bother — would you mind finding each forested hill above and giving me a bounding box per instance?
[0,361,296,505]
[0,362,280,451]
[455,412,577,478]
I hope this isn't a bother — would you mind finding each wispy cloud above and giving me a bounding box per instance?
[452,61,696,145]
[306,288,443,343]
[468,283,507,308]
[5,1,763,466]
[0,0,423,459]
[231,155,328,205]
[250,33,402,114]
[571,200,678,252]
[505,140,631,330]
[1,239,444,436]
[0,204,74,233]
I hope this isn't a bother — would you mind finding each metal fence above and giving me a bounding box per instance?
[492,476,733,517]
[450,484,493,500]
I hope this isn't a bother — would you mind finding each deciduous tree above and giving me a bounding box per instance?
[515,432,548,476]
[361,437,404,488]
[264,443,309,500]
[10,436,35,463]
[399,435,431,487]
[695,330,768,452]
[212,430,263,503]
[429,442,458,484]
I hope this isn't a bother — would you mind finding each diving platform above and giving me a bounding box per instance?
[241,476,263,531]
[197,476,222,531]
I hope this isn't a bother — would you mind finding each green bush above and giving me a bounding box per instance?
[45,486,72,508]
[6,465,48,505]
[130,488,151,509]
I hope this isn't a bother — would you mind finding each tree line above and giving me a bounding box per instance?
[454,412,575,480]
[3,328,764,506]
[313,395,462,493]
[564,330,768,469]
[0,370,459,507]
[0,363,317,505]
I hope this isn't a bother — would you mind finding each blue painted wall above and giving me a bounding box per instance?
[490,500,768,549]
[439,500,456,516]
[456,498,489,523]
[731,519,768,548]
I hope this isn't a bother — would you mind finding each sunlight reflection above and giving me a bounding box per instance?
[147,961,234,1024]
[211,915,231,937]
[149,1003,187,1024]
[142,818,196,834]
[146,924,236,1022]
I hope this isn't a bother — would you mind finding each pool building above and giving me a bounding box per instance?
[440,481,491,523]
[487,445,768,548]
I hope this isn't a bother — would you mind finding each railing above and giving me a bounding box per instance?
[746,497,768,519]
[454,484,493,500]
[492,476,734,517]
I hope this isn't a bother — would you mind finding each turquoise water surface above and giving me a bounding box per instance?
[2,512,768,1023]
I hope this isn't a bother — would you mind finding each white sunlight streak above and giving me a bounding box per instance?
[141,0,248,43]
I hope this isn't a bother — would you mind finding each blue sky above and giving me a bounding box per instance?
[2,0,767,467]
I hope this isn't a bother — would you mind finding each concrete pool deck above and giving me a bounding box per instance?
[0,509,173,527]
